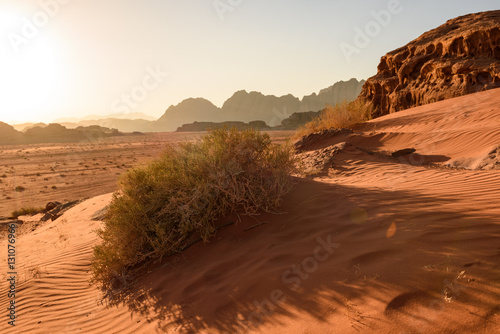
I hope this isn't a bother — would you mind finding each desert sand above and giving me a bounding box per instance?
[1,90,500,333]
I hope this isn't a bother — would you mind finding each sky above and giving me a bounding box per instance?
[0,0,498,124]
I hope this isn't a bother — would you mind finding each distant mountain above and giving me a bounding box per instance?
[156,98,221,129]
[12,122,47,132]
[59,118,155,133]
[55,112,156,123]
[0,123,123,145]
[302,78,366,111]
[0,122,24,144]
[157,78,365,131]
[219,91,301,125]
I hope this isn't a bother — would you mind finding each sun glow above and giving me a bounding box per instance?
[0,9,61,124]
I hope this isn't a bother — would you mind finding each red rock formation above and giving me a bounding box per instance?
[358,10,500,117]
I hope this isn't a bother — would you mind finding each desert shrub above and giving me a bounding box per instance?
[91,127,296,289]
[295,99,373,138]
[14,186,26,192]
[11,206,44,218]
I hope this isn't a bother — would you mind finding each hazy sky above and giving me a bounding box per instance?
[0,0,498,123]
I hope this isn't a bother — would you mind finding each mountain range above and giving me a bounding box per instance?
[157,78,365,131]
[13,78,364,133]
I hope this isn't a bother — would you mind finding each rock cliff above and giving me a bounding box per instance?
[358,10,500,117]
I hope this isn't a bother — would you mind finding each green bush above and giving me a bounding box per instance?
[295,99,373,138]
[91,127,296,289]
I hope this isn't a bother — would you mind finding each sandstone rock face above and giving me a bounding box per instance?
[358,10,500,117]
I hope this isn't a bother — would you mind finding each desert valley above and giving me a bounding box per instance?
[1,5,500,334]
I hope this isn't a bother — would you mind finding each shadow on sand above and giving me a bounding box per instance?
[102,178,500,333]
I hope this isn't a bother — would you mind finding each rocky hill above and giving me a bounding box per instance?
[0,123,123,145]
[156,98,221,130]
[0,122,24,144]
[358,10,500,117]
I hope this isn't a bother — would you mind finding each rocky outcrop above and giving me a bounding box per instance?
[476,145,500,170]
[295,142,349,176]
[279,111,322,130]
[176,120,271,132]
[446,144,500,170]
[294,128,353,152]
[358,10,500,117]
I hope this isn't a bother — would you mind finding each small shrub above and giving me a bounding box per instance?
[12,206,44,218]
[14,186,26,192]
[91,127,296,289]
[52,186,57,189]
[295,99,374,138]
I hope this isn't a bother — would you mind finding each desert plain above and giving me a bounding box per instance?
[0,131,295,219]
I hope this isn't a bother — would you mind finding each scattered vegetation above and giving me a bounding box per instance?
[295,100,374,138]
[11,206,45,218]
[91,127,296,289]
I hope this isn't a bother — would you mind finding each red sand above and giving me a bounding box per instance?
[1,89,499,333]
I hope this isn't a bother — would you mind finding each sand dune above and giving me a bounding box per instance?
[1,89,500,333]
